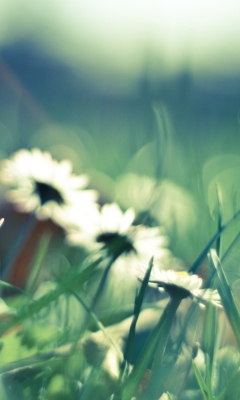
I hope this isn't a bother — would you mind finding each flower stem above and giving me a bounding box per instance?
[121,297,181,400]
[90,255,116,313]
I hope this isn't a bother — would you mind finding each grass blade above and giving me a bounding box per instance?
[192,359,209,400]
[0,257,101,337]
[208,249,240,347]
[25,233,51,293]
[215,183,223,258]
[189,208,240,274]
[203,303,217,398]
[123,256,154,366]
[216,368,240,400]
[121,297,181,400]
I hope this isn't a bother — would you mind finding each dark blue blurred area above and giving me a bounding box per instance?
[1,42,240,182]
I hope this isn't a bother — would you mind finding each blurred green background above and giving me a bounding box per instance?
[1,0,240,268]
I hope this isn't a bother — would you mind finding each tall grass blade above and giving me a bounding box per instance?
[222,230,240,263]
[0,257,101,337]
[192,359,209,400]
[203,303,217,398]
[216,368,240,400]
[121,297,181,400]
[72,290,123,359]
[215,183,223,258]
[208,249,240,347]
[123,256,154,367]
[189,208,240,274]
[153,104,172,180]
[25,233,51,294]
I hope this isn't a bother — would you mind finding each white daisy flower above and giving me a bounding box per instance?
[67,202,175,263]
[0,148,98,228]
[137,265,221,306]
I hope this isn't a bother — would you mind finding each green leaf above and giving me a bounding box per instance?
[203,303,216,398]
[0,257,101,337]
[121,297,181,400]
[192,359,209,400]
[215,183,223,258]
[26,233,51,294]
[208,249,240,348]
[216,368,240,400]
[189,208,240,274]
[123,256,154,366]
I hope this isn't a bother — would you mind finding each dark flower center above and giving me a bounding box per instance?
[96,232,135,257]
[35,181,64,206]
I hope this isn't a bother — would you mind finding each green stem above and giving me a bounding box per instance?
[123,257,154,367]
[72,290,123,359]
[25,233,51,294]
[121,297,181,400]
[90,255,116,312]
[0,257,101,337]
[189,208,240,274]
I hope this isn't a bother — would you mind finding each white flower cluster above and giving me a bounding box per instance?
[0,148,179,267]
[0,148,221,307]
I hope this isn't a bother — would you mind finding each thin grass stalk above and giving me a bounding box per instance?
[90,254,116,313]
[0,340,84,376]
[221,230,240,263]
[25,233,51,294]
[216,368,240,400]
[153,104,171,180]
[192,359,210,400]
[0,257,101,336]
[122,257,154,369]
[208,249,240,348]
[189,207,240,274]
[215,183,223,258]
[71,290,123,359]
[203,229,240,290]
[203,303,217,398]
[121,297,181,400]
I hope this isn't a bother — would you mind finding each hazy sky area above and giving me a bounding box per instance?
[1,0,240,94]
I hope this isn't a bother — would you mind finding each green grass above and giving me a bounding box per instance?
[0,73,240,399]
[0,198,239,400]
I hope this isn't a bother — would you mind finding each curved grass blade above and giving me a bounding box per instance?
[123,256,154,367]
[203,303,217,398]
[208,249,240,348]
[189,208,240,274]
[0,257,101,337]
[215,183,223,258]
[192,359,209,400]
[25,233,51,294]
[72,290,123,359]
[121,297,181,400]
[216,368,240,400]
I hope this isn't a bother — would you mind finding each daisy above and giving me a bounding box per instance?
[67,202,179,265]
[0,148,98,228]
[137,265,221,306]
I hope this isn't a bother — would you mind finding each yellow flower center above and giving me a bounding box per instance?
[175,271,189,278]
